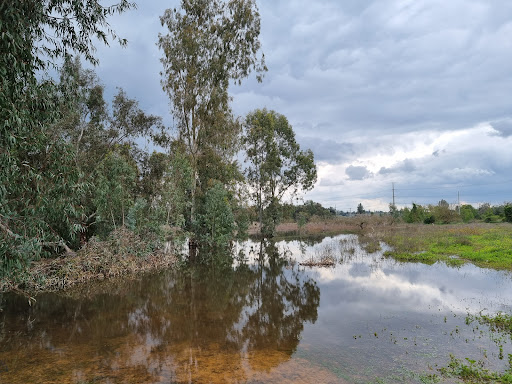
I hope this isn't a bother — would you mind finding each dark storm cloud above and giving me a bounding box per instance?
[243,0,512,136]
[346,165,372,181]
[379,159,416,175]
[490,119,512,138]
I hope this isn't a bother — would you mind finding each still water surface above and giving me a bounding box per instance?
[1,235,511,383]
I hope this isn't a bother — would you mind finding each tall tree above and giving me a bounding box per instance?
[0,1,134,276]
[244,109,317,237]
[158,0,266,225]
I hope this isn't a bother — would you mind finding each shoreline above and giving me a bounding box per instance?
[3,218,512,297]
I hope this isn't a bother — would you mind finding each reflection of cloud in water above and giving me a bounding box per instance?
[289,235,512,315]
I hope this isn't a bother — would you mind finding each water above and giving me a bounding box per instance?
[1,234,511,383]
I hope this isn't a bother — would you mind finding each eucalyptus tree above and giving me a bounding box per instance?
[0,1,134,276]
[93,146,138,233]
[158,0,266,225]
[56,57,162,172]
[244,109,317,237]
[54,58,163,240]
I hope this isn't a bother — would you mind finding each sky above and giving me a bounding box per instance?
[88,0,512,212]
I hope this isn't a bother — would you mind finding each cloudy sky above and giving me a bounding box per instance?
[89,0,512,212]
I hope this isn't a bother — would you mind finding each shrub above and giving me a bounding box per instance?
[424,215,436,224]
[197,182,235,251]
[505,204,512,223]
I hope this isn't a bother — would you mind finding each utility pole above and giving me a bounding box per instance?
[392,182,395,207]
[458,191,460,214]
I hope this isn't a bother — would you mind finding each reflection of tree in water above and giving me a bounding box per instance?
[0,242,320,383]
[133,240,320,382]
[243,241,319,367]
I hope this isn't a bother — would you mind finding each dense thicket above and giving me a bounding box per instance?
[0,1,135,277]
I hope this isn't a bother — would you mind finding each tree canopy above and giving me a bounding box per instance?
[158,0,266,226]
[244,109,317,237]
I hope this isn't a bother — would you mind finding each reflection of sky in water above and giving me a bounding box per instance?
[238,235,512,380]
[262,235,512,315]
[1,234,512,383]
[272,235,512,379]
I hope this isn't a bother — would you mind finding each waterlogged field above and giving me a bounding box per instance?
[1,234,512,383]
[371,223,512,270]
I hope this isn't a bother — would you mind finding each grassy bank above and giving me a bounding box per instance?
[250,216,381,237]
[0,228,177,295]
[373,223,512,270]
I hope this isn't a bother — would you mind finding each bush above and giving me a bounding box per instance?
[505,204,512,223]
[424,215,436,224]
[484,214,502,223]
[460,204,476,223]
[197,182,235,251]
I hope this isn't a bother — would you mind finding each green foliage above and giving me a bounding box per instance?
[197,182,235,255]
[467,312,512,335]
[163,146,195,229]
[281,200,334,223]
[93,148,138,236]
[0,1,134,276]
[439,354,512,383]
[505,204,512,223]
[403,203,426,223]
[429,202,460,224]
[477,203,492,220]
[297,212,309,230]
[484,214,502,223]
[53,58,163,242]
[244,109,317,238]
[357,203,365,214]
[460,204,477,222]
[389,203,399,218]
[423,215,436,224]
[381,225,512,270]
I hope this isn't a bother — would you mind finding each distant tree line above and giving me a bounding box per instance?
[391,200,512,224]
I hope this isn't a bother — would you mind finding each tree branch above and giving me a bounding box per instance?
[0,217,74,254]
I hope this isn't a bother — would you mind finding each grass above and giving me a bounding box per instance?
[467,312,512,337]
[438,354,512,383]
[271,217,512,271]
[350,221,512,270]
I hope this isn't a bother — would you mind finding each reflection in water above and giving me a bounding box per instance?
[0,240,322,384]
[1,234,512,383]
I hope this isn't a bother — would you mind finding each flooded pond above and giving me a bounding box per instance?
[1,234,511,383]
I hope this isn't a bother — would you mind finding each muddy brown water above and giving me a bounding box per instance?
[1,234,511,383]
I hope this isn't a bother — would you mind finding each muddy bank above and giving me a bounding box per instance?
[1,228,178,295]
